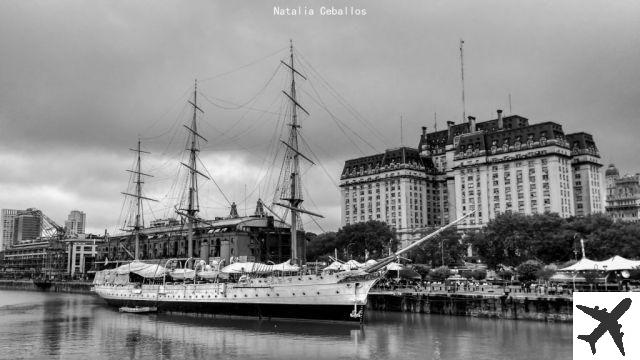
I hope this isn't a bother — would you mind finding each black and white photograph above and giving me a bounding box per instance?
[1,0,639,359]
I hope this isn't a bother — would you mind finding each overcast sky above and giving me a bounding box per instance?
[0,0,639,235]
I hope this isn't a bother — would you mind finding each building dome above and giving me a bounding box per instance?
[605,164,619,177]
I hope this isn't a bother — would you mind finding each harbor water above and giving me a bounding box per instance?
[0,289,571,359]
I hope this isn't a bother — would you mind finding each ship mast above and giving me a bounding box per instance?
[122,139,157,260]
[180,80,208,258]
[276,41,322,265]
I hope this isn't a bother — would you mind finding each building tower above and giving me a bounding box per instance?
[65,210,86,235]
[1,209,19,251]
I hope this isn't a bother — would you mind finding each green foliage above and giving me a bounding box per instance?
[470,213,640,269]
[335,221,398,261]
[516,260,543,282]
[469,269,487,280]
[306,221,398,262]
[305,232,338,260]
[497,269,514,280]
[429,266,451,282]
[583,271,600,285]
[411,264,431,279]
[409,227,467,267]
[535,266,557,281]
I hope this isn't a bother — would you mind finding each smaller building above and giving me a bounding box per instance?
[1,209,19,252]
[65,210,86,235]
[64,234,104,277]
[13,209,42,245]
[605,164,640,222]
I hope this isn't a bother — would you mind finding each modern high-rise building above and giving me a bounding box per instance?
[339,111,605,240]
[1,209,19,251]
[65,210,86,235]
[12,210,42,244]
[604,164,640,222]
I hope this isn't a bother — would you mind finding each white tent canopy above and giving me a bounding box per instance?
[561,256,640,271]
[385,262,404,271]
[220,260,300,274]
[561,258,602,271]
[114,261,169,278]
[597,255,640,271]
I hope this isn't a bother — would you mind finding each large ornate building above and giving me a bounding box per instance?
[419,111,604,230]
[605,164,640,222]
[340,111,605,241]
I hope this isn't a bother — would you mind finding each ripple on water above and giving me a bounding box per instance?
[0,290,572,360]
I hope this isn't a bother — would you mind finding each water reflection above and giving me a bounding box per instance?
[0,290,572,360]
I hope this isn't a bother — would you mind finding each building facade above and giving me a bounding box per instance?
[339,111,605,240]
[1,209,19,251]
[64,234,104,276]
[339,147,447,248]
[65,210,86,235]
[605,164,640,222]
[96,214,298,267]
[419,111,603,230]
[12,210,42,245]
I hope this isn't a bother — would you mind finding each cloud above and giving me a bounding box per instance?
[1,0,639,234]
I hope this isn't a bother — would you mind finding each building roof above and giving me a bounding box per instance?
[419,115,530,150]
[341,147,428,177]
[606,164,620,177]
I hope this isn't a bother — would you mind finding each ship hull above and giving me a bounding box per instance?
[102,297,365,322]
[94,271,378,323]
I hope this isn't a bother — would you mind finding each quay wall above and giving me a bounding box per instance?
[0,280,93,294]
[368,292,572,322]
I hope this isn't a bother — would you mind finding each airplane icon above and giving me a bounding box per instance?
[576,297,631,356]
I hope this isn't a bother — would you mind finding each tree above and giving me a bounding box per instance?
[469,269,487,280]
[411,264,430,279]
[429,266,451,282]
[470,212,575,268]
[516,260,543,283]
[536,266,556,282]
[335,221,398,262]
[305,232,338,260]
[410,227,467,266]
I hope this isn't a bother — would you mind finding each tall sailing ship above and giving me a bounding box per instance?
[92,44,471,322]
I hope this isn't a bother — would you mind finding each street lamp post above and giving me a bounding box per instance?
[440,239,445,266]
[346,243,355,260]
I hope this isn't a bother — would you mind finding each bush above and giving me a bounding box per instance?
[516,260,543,282]
[469,269,487,280]
[497,269,514,280]
[583,271,600,285]
[412,264,431,279]
[536,266,556,281]
[429,266,451,282]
